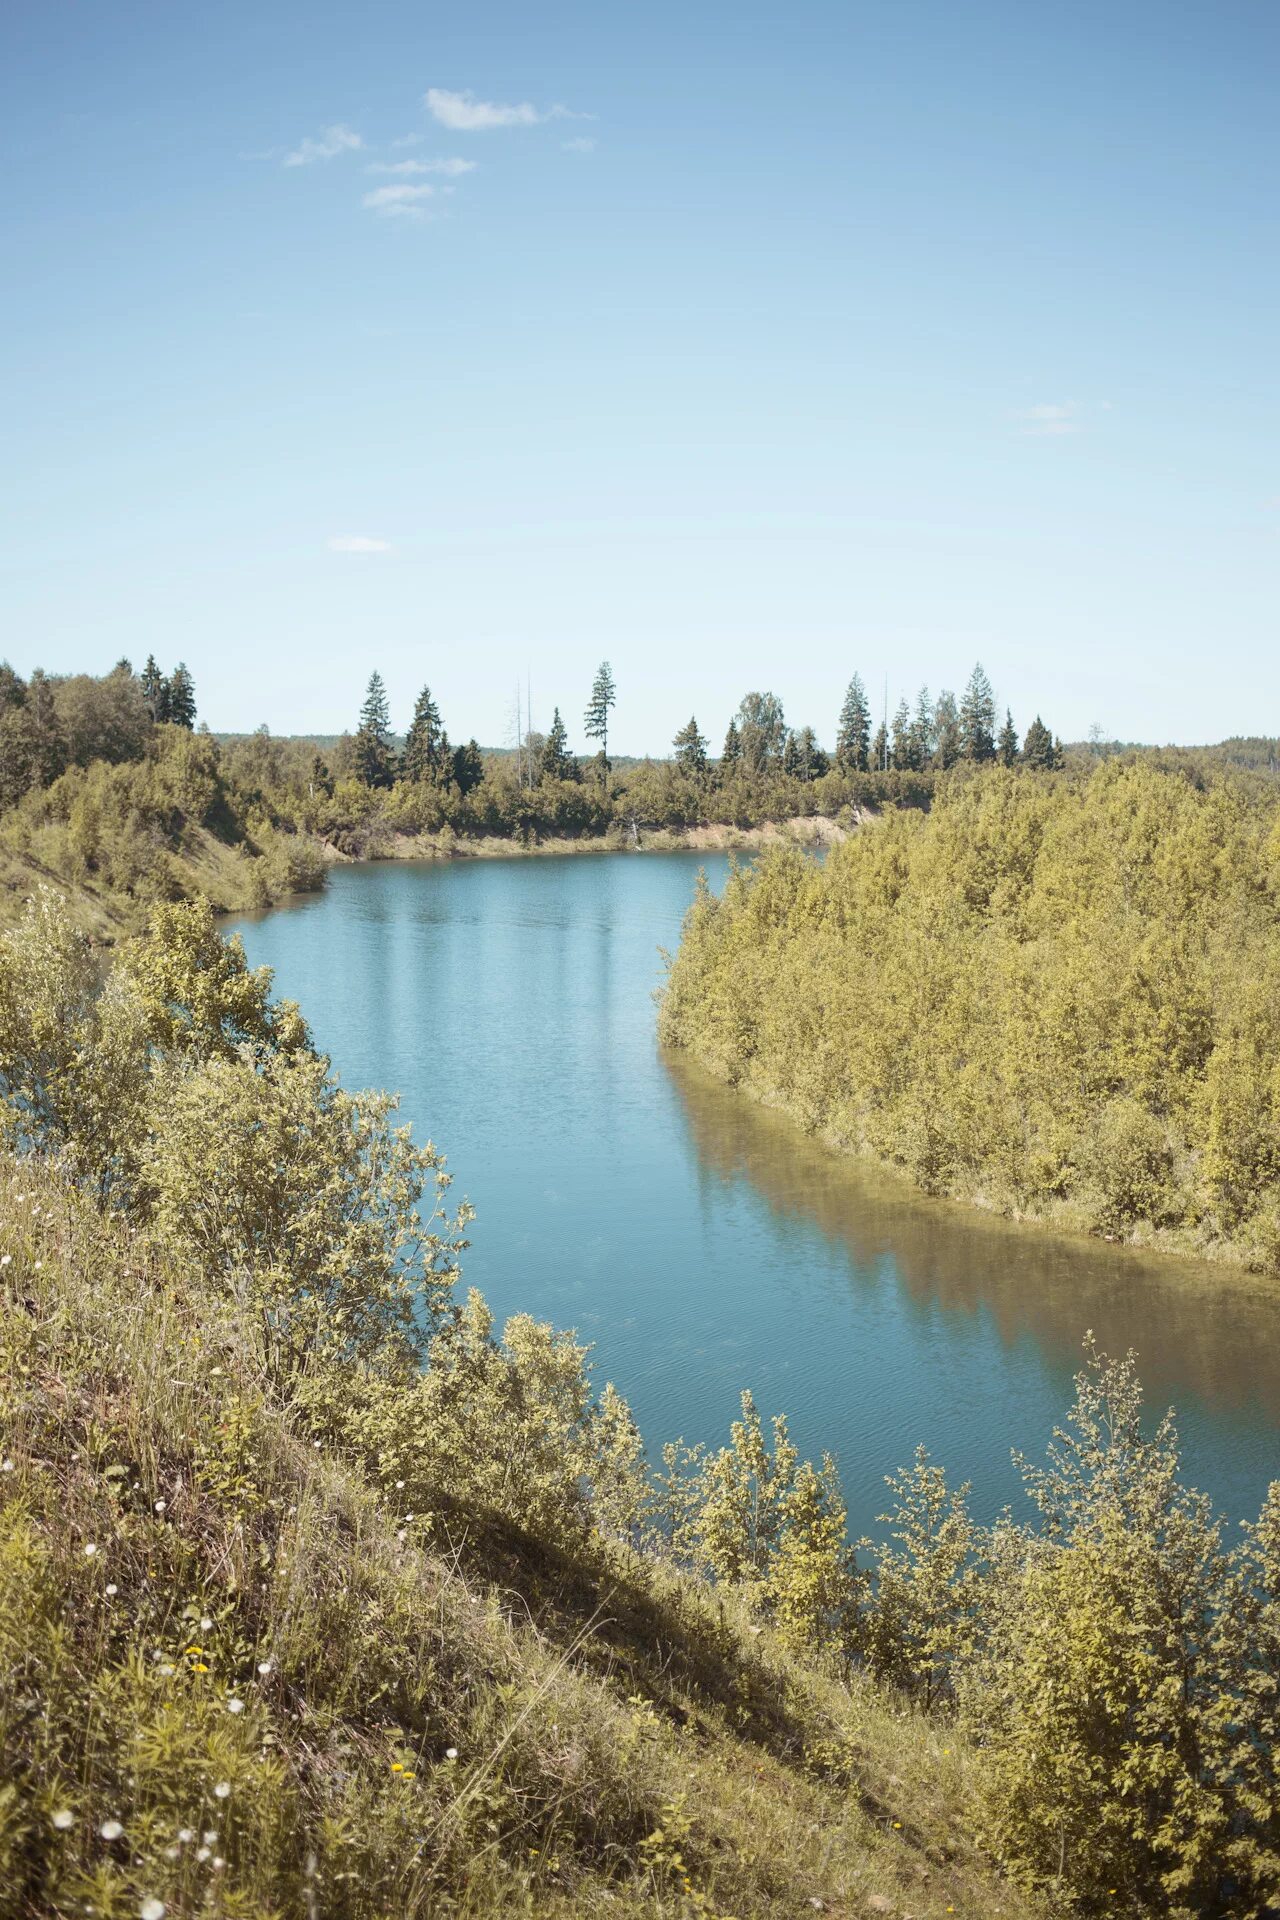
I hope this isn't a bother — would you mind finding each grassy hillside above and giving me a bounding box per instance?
[661,758,1280,1272]
[1,1153,1036,1920]
[0,724,327,938]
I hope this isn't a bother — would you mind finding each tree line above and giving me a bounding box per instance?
[0,654,196,810]
[340,658,1063,794]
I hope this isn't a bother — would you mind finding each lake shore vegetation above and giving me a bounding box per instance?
[660,757,1280,1273]
[1,893,1277,1915]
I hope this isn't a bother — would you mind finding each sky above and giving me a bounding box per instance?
[1,0,1276,752]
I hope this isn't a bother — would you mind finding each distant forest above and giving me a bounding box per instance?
[0,647,1274,932]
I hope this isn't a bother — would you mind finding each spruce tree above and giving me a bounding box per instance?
[998,709,1019,767]
[792,724,827,781]
[402,685,445,783]
[542,707,573,780]
[167,663,197,729]
[891,697,913,769]
[1022,715,1049,769]
[720,717,742,772]
[452,738,484,796]
[672,715,709,776]
[910,687,935,767]
[354,671,395,789]
[140,655,167,723]
[932,690,962,768]
[583,661,617,767]
[835,675,871,771]
[959,662,997,762]
[869,720,889,772]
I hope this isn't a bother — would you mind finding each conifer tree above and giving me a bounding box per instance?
[167,663,197,730]
[140,655,168,723]
[835,674,871,771]
[959,663,996,762]
[354,671,395,789]
[542,707,573,780]
[720,717,742,772]
[452,738,484,796]
[794,721,825,775]
[583,661,617,768]
[402,685,445,783]
[672,715,709,776]
[910,686,935,766]
[1022,715,1060,770]
[891,697,913,769]
[23,669,68,788]
[870,720,889,772]
[998,709,1019,767]
[932,690,961,768]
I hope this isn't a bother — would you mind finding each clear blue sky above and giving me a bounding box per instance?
[2,0,1276,750]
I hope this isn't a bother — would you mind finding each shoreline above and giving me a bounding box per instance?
[660,1043,1280,1290]
[318,812,852,866]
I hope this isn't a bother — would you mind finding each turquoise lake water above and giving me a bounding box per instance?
[229,852,1280,1539]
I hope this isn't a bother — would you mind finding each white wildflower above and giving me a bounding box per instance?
[140,1901,165,1920]
[52,1809,75,1830]
[226,1698,244,1715]
[100,1819,123,1840]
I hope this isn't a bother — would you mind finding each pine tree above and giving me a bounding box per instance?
[542,707,574,780]
[720,718,742,772]
[140,655,168,723]
[452,738,484,796]
[1022,715,1058,770]
[835,675,871,772]
[870,720,889,772]
[402,685,445,783]
[959,662,997,762]
[998,709,1019,767]
[672,715,709,776]
[932,690,961,768]
[167,663,197,729]
[354,671,395,789]
[583,661,617,768]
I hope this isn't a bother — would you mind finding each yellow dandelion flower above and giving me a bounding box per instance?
[391,1763,404,1773]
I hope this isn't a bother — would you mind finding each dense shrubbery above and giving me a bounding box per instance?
[662,757,1280,1268]
[1,895,1278,1915]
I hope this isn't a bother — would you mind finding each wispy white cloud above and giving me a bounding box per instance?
[424,86,588,130]
[1018,401,1081,438]
[284,124,363,167]
[562,135,596,153]
[362,182,439,219]
[392,132,424,148]
[328,535,392,554]
[366,157,476,177]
